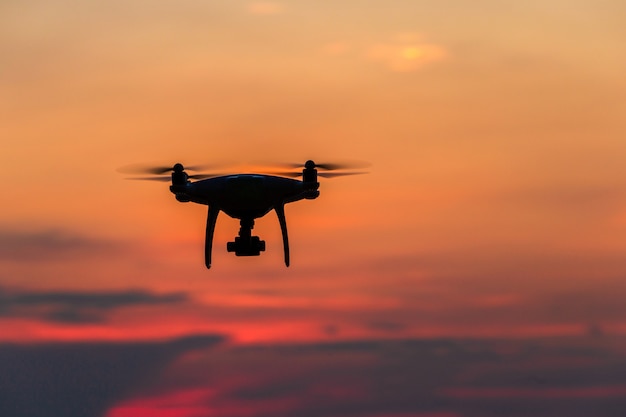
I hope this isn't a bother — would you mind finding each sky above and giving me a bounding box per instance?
[2,0,626,416]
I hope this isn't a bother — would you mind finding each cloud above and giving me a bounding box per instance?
[0,287,187,323]
[321,33,446,72]
[0,334,224,417]
[247,2,283,15]
[488,183,626,222]
[0,229,125,262]
[105,336,626,417]
[366,320,408,333]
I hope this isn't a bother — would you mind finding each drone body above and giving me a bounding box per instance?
[172,169,319,268]
[122,160,366,269]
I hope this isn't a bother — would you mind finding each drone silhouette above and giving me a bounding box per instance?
[120,160,368,268]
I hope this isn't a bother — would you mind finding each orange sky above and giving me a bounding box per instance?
[3,0,626,340]
[1,2,626,416]
[0,2,626,342]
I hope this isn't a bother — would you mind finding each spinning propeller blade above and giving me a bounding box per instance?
[188,173,228,180]
[317,171,369,178]
[315,161,370,170]
[266,171,303,178]
[267,160,370,171]
[261,159,370,178]
[117,163,216,175]
[118,162,230,182]
[124,176,172,181]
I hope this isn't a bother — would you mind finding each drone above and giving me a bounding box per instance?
[120,160,368,269]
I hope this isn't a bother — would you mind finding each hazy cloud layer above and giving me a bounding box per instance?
[247,1,283,15]
[0,229,125,262]
[0,334,224,417]
[0,287,187,323]
[105,336,626,417]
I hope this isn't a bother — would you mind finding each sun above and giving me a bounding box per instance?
[402,46,423,60]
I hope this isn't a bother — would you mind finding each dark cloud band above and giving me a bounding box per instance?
[0,287,188,323]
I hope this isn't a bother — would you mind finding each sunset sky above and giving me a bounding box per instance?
[2,1,626,416]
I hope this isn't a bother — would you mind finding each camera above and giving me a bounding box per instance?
[227,236,266,256]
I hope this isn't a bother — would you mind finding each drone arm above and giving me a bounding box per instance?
[205,205,220,269]
[275,204,290,267]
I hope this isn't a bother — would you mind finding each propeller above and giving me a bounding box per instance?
[118,163,228,181]
[264,159,370,178]
[271,160,370,170]
[117,163,216,175]
[318,171,369,178]
[124,173,220,181]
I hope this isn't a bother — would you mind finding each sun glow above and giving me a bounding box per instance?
[402,46,423,60]
[367,41,446,72]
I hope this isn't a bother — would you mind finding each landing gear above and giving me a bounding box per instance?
[227,218,266,256]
